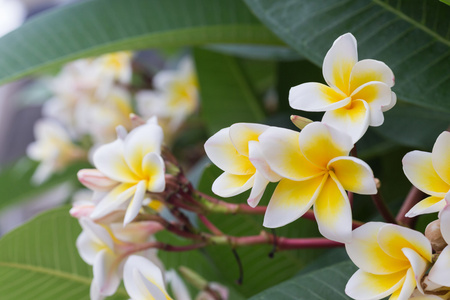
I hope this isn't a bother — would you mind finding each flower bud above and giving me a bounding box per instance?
[290,115,313,130]
[425,220,447,252]
[77,169,118,191]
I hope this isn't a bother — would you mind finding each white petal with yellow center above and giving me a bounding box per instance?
[142,152,166,192]
[289,82,350,111]
[229,123,269,157]
[248,140,281,183]
[258,126,323,180]
[403,151,449,197]
[124,180,147,225]
[212,173,254,198]
[94,139,140,183]
[322,99,370,143]
[389,268,416,300]
[263,176,325,228]
[431,131,450,185]
[247,172,270,208]
[314,172,352,242]
[78,169,119,192]
[322,33,358,94]
[405,196,445,218]
[349,59,395,93]
[328,156,377,194]
[93,248,121,297]
[299,122,353,169]
[428,246,450,287]
[91,183,137,220]
[345,222,410,275]
[382,92,397,112]
[204,127,256,175]
[402,247,429,295]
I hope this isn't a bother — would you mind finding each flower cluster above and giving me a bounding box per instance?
[27,53,198,184]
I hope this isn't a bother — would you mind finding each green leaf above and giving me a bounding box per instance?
[441,0,450,6]
[197,164,325,297]
[194,48,266,134]
[0,158,90,212]
[0,206,127,300]
[244,0,450,112]
[205,44,301,61]
[0,0,283,86]
[249,261,356,300]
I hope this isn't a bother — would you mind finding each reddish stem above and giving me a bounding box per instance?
[371,191,397,224]
[396,186,426,227]
[198,214,223,235]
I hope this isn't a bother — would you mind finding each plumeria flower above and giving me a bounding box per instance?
[123,255,173,300]
[402,131,450,217]
[137,57,198,134]
[204,123,281,208]
[345,222,432,300]
[259,122,376,242]
[77,218,163,299]
[427,195,450,288]
[79,118,166,225]
[0,0,25,37]
[289,33,396,142]
[27,119,86,184]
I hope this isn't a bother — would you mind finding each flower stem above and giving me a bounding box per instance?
[371,191,397,224]
[396,186,426,228]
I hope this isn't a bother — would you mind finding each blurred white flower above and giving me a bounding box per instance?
[0,0,26,37]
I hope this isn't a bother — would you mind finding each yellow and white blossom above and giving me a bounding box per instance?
[27,119,86,184]
[402,131,450,217]
[123,255,173,300]
[289,33,396,142]
[80,118,166,225]
[259,122,376,242]
[204,123,281,208]
[345,222,432,300]
[137,57,198,135]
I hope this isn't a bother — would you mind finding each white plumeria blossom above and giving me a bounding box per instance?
[123,255,173,300]
[259,122,376,242]
[289,33,396,143]
[0,0,25,37]
[345,222,432,300]
[428,195,450,288]
[136,57,198,133]
[81,118,166,225]
[204,123,281,208]
[27,119,85,184]
[402,131,450,217]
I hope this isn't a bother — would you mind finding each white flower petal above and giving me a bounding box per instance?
[263,176,325,228]
[345,269,405,300]
[248,140,281,182]
[124,180,147,226]
[402,248,429,295]
[328,156,377,194]
[229,123,269,157]
[78,218,114,251]
[349,59,395,92]
[212,172,254,198]
[93,249,121,297]
[439,199,450,243]
[405,196,445,218]
[432,131,450,186]
[323,33,358,94]
[142,152,166,192]
[90,183,137,220]
[166,270,190,300]
[289,82,349,111]
[382,91,397,112]
[428,246,450,287]
[247,171,269,208]
[77,169,119,191]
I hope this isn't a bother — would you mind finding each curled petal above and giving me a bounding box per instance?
[248,140,281,182]
[93,249,121,297]
[299,122,353,168]
[314,173,352,243]
[323,33,358,94]
[382,91,397,112]
[204,128,255,175]
[78,218,114,252]
[289,82,349,111]
[432,131,450,185]
[110,221,164,243]
[259,127,322,180]
[94,139,139,183]
[123,255,171,300]
[322,99,370,144]
[377,225,432,262]
[78,169,119,191]
[328,157,377,194]
[390,268,416,300]
[247,172,270,208]
[212,172,254,198]
[350,81,392,127]
[345,269,405,300]
[124,180,147,226]
[349,59,395,92]
[428,246,450,287]
[263,176,325,228]
[403,151,449,197]
[142,153,166,192]
[402,248,429,295]
[229,123,269,157]
[91,183,137,220]
[124,122,163,175]
[346,222,410,275]
[405,196,445,218]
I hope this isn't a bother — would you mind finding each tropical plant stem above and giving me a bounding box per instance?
[396,186,426,227]
[371,190,397,224]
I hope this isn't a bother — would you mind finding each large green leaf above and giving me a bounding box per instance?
[197,164,325,297]
[244,0,450,112]
[0,158,90,212]
[194,48,267,134]
[0,206,127,300]
[249,261,356,300]
[0,0,283,86]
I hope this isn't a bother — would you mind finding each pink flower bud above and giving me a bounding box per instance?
[78,169,118,191]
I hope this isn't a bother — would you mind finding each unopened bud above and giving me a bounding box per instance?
[374,178,381,189]
[290,115,313,130]
[425,219,447,252]
[77,169,118,191]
